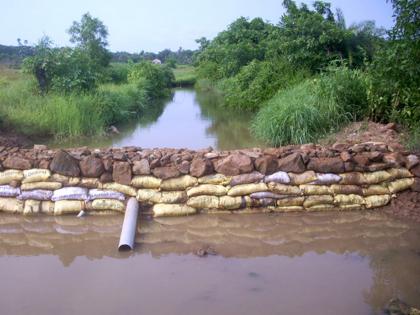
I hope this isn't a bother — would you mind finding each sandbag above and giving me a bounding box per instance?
[54,200,85,215]
[79,178,101,189]
[306,204,336,211]
[187,184,227,197]
[311,173,341,185]
[276,196,305,207]
[131,176,162,189]
[187,195,219,209]
[334,194,365,205]
[153,204,196,217]
[264,171,290,184]
[52,187,88,201]
[230,172,264,186]
[102,183,137,197]
[267,183,301,195]
[0,197,24,213]
[23,200,41,215]
[387,178,414,193]
[387,168,413,180]
[299,184,331,195]
[250,198,276,207]
[364,171,392,185]
[289,171,317,185]
[18,190,53,201]
[41,201,55,215]
[88,189,125,201]
[90,199,125,212]
[50,174,80,186]
[22,169,51,183]
[273,206,304,212]
[330,184,363,195]
[364,195,391,209]
[339,204,364,211]
[21,181,62,191]
[362,185,390,196]
[0,185,20,197]
[219,196,243,210]
[136,189,187,204]
[339,172,366,185]
[136,189,159,203]
[227,183,267,196]
[0,170,23,185]
[250,192,287,199]
[160,175,197,191]
[303,195,334,208]
[198,174,231,185]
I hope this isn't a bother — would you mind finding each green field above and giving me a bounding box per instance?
[173,65,196,87]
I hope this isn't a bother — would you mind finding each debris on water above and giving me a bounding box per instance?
[77,210,86,218]
[109,125,120,134]
[194,245,217,257]
[384,298,420,315]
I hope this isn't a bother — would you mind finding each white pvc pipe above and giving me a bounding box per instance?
[118,197,139,251]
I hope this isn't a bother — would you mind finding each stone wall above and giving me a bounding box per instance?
[0,143,419,216]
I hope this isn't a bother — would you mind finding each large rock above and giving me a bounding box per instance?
[79,155,104,178]
[213,153,254,176]
[307,157,345,173]
[49,150,80,177]
[112,161,132,185]
[132,159,150,175]
[190,157,213,177]
[276,153,305,173]
[176,160,191,174]
[230,171,264,186]
[3,156,32,170]
[152,166,181,179]
[255,155,277,175]
[405,154,419,169]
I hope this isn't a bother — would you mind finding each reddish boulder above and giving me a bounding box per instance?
[276,153,305,173]
[340,151,353,163]
[307,157,345,173]
[132,159,150,175]
[190,157,213,177]
[411,164,420,177]
[152,166,180,179]
[38,159,50,169]
[112,161,132,185]
[103,158,113,172]
[3,156,32,170]
[213,153,254,176]
[230,171,264,186]
[383,152,405,167]
[80,155,104,178]
[50,150,80,177]
[99,172,113,183]
[176,160,191,174]
[255,155,278,175]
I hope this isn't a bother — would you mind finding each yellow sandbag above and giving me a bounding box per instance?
[79,178,101,189]
[0,170,23,185]
[21,181,62,191]
[102,183,137,197]
[219,196,242,210]
[161,175,197,191]
[187,195,219,209]
[153,204,196,217]
[362,185,390,196]
[41,201,55,215]
[136,189,159,203]
[50,173,70,183]
[198,174,231,185]
[276,196,305,207]
[330,184,363,195]
[364,171,392,185]
[364,195,391,209]
[289,171,317,185]
[273,206,304,212]
[387,178,415,193]
[22,169,51,183]
[306,204,336,211]
[0,197,24,213]
[299,184,331,195]
[339,172,366,185]
[91,199,125,212]
[54,200,85,215]
[387,168,413,180]
[334,194,365,205]
[23,200,41,215]
[187,184,227,197]
[268,182,302,195]
[227,183,267,196]
[131,176,162,189]
[339,204,364,211]
[303,195,334,208]
[136,189,187,204]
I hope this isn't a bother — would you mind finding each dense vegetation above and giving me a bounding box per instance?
[0,13,175,138]
[195,0,419,146]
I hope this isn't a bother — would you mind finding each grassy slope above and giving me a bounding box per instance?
[173,65,196,86]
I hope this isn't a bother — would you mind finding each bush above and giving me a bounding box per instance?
[106,62,129,84]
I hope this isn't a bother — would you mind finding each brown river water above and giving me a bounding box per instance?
[1,211,419,315]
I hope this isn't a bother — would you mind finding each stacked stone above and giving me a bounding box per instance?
[0,142,419,216]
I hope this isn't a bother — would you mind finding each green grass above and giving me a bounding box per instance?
[173,65,196,86]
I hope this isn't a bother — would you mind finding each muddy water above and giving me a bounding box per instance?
[47,88,264,150]
[0,212,419,315]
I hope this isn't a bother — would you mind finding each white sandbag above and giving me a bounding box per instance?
[22,169,51,183]
[311,173,341,185]
[153,204,196,217]
[0,185,20,197]
[21,181,62,191]
[187,184,228,197]
[51,187,88,201]
[102,183,137,197]
[0,170,23,185]
[88,189,125,201]
[250,192,287,199]
[0,197,24,213]
[264,171,290,184]
[18,190,53,201]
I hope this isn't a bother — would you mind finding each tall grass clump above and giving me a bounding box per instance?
[252,66,369,146]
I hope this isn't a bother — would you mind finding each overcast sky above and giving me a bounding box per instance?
[1,0,394,53]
